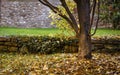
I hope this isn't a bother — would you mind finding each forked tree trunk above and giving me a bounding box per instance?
[76,0,92,59]
[39,0,93,59]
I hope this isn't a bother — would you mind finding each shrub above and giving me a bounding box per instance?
[17,36,70,54]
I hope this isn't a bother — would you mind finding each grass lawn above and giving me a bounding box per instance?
[0,27,120,37]
[92,28,120,37]
[0,27,63,36]
[0,52,120,75]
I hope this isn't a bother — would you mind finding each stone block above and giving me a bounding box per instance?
[8,47,18,52]
[93,44,104,49]
[0,37,10,42]
[0,46,8,51]
[10,37,18,42]
[4,42,18,47]
[0,42,5,45]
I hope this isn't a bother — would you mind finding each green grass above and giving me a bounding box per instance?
[0,27,120,37]
[92,28,120,37]
[0,27,63,36]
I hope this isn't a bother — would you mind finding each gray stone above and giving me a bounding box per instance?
[0,0,59,28]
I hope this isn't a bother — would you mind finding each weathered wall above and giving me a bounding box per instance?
[0,0,59,28]
[0,0,116,28]
[0,36,119,53]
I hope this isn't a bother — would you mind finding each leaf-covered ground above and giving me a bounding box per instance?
[0,52,120,75]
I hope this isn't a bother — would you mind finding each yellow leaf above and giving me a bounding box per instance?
[49,73,55,75]
[43,65,48,70]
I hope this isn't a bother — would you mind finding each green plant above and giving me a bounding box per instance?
[17,36,65,54]
[49,0,76,35]
[100,0,120,29]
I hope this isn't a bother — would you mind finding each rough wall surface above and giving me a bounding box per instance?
[0,0,59,28]
[0,36,119,53]
[0,0,113,28]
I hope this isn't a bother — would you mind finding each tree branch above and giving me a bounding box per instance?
[38,0,58,13]
[73,0,85,34]
[60,0,78,34]
[90,0,96,27]
[38,0,78,34]
[91,0,100,36]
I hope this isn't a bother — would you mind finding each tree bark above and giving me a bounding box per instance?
[75,0,92,59]
[78,30,92,59]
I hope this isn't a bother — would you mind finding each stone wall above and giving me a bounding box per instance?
[0,0,117,28]
[0,36,119,53]
[0,0,59,28]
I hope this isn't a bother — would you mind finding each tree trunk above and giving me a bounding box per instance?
[76,0,92,59]
[78,31,92,59]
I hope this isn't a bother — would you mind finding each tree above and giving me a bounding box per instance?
[38,0,100,59]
